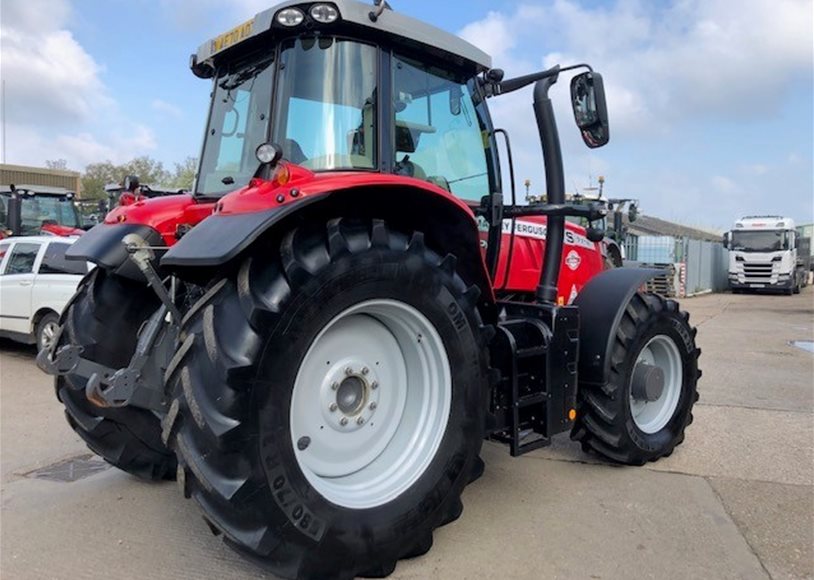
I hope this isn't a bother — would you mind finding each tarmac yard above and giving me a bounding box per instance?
[1,290,812,580]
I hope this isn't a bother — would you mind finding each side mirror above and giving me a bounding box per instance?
[628,203,638,222]
[570,72,609,148]
[722,233,730,249]
[123,175,140,192]
[586,226,605,242]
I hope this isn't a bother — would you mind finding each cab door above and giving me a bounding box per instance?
[0,241,43,334]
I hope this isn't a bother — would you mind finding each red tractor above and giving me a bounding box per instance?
[39,2,700,578]
[0,185,86,238]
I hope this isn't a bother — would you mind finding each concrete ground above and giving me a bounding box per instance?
[1,289,812,579]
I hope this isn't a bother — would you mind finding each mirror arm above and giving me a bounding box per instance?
[504,203,606,221]
[492,63,592,97]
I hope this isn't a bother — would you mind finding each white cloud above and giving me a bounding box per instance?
[711,175,739,194]
[461,0,812,133]
[152,99,184,119]
[459,11,516,66]
[7,121,158,169]
[457,0,813,224]
[1,0,109,126]
[1,0,159,171]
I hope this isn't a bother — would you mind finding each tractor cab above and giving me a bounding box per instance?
[192,1,497,203]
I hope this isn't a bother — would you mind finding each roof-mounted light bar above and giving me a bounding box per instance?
[276,7,305,26]
[311,4,339,23]
[275,3,340,27]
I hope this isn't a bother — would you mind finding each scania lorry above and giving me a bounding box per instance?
[725,216,808,295]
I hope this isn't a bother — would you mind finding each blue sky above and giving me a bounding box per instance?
[2,0,812,230]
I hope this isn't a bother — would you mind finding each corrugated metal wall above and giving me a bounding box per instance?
[0,164,81,196]
[625,234,728,296]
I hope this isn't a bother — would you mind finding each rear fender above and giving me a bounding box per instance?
[66,223,164,281]
[162,186,496,319]
[573,267,663,386]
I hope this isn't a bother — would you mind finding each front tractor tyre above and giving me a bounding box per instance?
[572,293,700,465]
[164,218,491,580]
[56,268,176,480]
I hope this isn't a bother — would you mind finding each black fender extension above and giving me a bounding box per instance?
[573,267,664,386]
[66,223,165,281]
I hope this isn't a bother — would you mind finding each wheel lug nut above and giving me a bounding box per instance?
[344,367,353,375]
[357,417,365,425]
[331,382,339,391]
[329,403,338,412]
[361,366,369,375]
[369,402,377,410]
[340,417,348,426]
[371,381,379,390]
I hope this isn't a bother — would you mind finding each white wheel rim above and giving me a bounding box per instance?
[40,321,59,352]
[629,334,683,434]
[290,299,452,509]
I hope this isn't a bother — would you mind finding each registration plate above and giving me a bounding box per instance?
[750,284,766,288]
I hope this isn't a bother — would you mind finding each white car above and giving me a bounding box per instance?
[0,235,90,352]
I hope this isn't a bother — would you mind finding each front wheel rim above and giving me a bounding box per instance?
[290,299,452,509]
[629,334,683,434]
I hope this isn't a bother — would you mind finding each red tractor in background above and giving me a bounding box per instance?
[39,2,700,578]
[0,185,86,238]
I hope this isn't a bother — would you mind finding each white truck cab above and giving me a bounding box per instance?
[725,216,803,295]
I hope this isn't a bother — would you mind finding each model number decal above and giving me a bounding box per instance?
[211,18,255,55]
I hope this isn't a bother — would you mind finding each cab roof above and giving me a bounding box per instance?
[0,185,75,197]
[193,0,491,74]
[735,216,795,230]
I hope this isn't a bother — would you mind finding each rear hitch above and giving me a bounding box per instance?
[38,236,182,412]
[122,233,182,323]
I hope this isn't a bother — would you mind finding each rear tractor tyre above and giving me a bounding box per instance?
[164,218,491,579]
[56,268,176,481]
[572,293,700,465]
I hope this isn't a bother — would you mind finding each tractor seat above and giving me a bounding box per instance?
[394,156,427,181]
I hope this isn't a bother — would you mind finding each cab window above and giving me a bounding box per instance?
[39,243,88,275]
[0,242,10,268]
[392,55,490,202]
[4,243,40,275]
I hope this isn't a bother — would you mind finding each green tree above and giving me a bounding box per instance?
[167,157,197,191]
[81,161,119,200]
[120,156,171,187]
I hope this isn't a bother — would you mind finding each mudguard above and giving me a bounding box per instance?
[66,223,164,280]
[572,267,663,386]
[161,195,324,267]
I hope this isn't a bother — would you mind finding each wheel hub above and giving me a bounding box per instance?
[631,362,665,402]
[336,376,367,415]
[319,358,382,433]
[628,334,683,434]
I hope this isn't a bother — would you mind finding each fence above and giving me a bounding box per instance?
[623,235,728,297]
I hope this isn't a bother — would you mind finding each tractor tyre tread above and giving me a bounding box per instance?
[572,293,700,465]
[57,268,176,481]
[167,218,490,580]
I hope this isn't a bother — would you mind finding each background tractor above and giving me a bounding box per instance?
[39,1,701,578]
[0,185,85,238]
[568,175,640,268]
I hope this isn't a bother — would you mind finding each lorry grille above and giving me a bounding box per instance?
[743,263,774,279]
